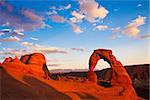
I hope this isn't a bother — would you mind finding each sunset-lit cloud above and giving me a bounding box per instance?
[21,41,33,47]
[0,36,20,42]
[95,25,108,30]
[70,11,85,23]
[30,44,68,54]
[79,0,109,22]
[50,14,65,23]
[139,34,150,39]
[0,48,28,57]
[0,2,49,31]
[66,20,83,34]
[122,16,146,37]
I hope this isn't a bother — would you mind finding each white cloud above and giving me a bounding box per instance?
[70,11,85,23]
[0,48,28,57]
[0,36,20,42]
[47,10,57,15]
[137,4,142,7]
[0,32,4,36]
[67,20,83,34]
[64,4,71,10]
[30,37,39,41]
[21,41,33,47]
[95,25,108,30]
[122,16,146,37]
[50,4,71,11]
[13,29,24,36]
[79,0,109,23]
[0,28,25,37]
[30,44,68,54]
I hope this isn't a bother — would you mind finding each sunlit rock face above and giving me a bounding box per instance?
[88,49,138,99]
[20,53,46,66]
[2,57,13,63]
[2,53,50,79]
[20,53,50,79]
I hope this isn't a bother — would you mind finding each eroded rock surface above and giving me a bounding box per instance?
[20,53,50,79]
[88,49,138,99]
[2,53,50,79]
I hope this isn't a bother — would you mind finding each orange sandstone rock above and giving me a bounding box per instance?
[20,53,50,79]
[88,49,138,99]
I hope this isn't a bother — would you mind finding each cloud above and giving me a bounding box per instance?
[78,0,109,23]
[21,9,43,22]
[47,10,57,15]
[30,37,39,41]
[0,1,50,31]
[58,4,71,10]
[0,1,13,12]
[0,29,12,33]
[50,4,71,11]
[0,28,24,37]
[0,32,4,36]
[0,36,20,42]
[0,48,28,57]
[30,44,68,54]
[12,29,24,36]
[70,11,85,23]
[50,14,65,23]
[47,64,60,67]
[137,4,142,7]
[64,4,71,9]
[49,14,83,34]
[139,34,150,39]
[122,16,146,37]
[71,48,85,52]
[66,20,83,34]
[0,29,11,36]
[95,25,108,30]
[21,41,33,47]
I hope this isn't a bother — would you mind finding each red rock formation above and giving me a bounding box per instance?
[2,57,13,63]
[20,54,30,64]
[87,71,97,84]
[12,56,20,62]
[88,49,138,99]
[20,53,50,79]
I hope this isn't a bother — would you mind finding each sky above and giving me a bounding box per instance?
[0,0,149,70]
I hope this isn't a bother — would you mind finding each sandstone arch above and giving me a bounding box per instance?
[88,49,137,99]
[88,49,132,85]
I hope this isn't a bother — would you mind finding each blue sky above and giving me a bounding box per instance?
[0,0,149,70]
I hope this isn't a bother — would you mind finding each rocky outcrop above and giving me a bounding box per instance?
[88,49,138,99]
[1,53,50,79]
[20,53,50,79]
[20,53,46,66]
[2,57,13,63]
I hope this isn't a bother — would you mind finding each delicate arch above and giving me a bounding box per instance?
[88,49,132,85]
